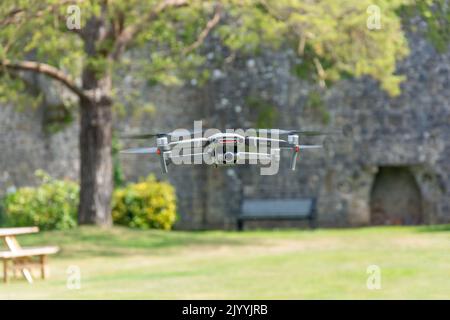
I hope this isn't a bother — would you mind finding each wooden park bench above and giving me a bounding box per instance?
[0,227,59,283]
[237,198,317,231]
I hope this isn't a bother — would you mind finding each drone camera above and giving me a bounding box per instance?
[224,152,235,163]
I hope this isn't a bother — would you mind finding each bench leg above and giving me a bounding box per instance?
[40,255,48,279]
[3,259,8,284]
[237,219,244,231]
[12,258,34,284]
[22,268,33,284]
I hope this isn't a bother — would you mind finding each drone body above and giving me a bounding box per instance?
[121,129,325,173]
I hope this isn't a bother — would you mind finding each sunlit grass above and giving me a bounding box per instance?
[0,225,448,299]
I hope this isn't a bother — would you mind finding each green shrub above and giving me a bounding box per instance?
[0,201,5,226]
[112,175,177,230]
[2,170,78,230]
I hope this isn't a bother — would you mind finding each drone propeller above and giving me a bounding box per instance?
[298,145,322,149]
[122,128,339,139]
[169,137,208,146]
[245,136,287,146]
[240,128,290,136]
[120,129,204,140]
[242,128,335,136]
[287,130,335,136]
[120,147,170,173]
[120,147,159,154]
[120,133,163,139]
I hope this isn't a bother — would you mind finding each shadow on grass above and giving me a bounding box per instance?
[415,224,450,233]
[15,226,254,259]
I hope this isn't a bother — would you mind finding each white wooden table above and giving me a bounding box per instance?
[0,227,59,283]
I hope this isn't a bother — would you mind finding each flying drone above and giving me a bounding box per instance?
[120,128,329,173]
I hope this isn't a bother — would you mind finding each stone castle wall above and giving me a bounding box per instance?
[1,29,449,229]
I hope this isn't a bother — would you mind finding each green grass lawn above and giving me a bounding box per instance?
[0,225,449,299]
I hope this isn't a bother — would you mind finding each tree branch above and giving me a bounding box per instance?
[313,57,327,88]
[0,60,89,101]
[0,1,84,36]
[111,0,188,60]
[0,8,24,26]
[182,5,222,55]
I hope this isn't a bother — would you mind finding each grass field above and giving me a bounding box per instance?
[0,225,449,299]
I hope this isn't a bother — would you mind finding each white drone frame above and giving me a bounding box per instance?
[121,129,324,173]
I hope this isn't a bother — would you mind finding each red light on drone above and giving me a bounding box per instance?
[295,146,300,153]
[156,149,161,155]
[219,139,237,144]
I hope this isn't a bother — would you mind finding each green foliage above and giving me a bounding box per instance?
[401,0,450,52]
[2,170,78,230]
[112,176,177,230]
[0,200,5,226]
[0,73,43,109]
[305,90,331,125]
[245,96,277,128]
[0,1,85,100]
[292,61,316,80]
[218,0,412,96]
[112,134,125,188]
[42,103,75,134]
[1,170,177,231]
[1,0,415,104]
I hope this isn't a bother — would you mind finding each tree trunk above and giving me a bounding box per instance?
[78,90,113,226]
[77,5,115,225]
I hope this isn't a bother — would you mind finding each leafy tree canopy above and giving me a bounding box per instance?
[0,0,420,104]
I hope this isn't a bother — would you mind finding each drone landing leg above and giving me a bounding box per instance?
[290,146,299,171]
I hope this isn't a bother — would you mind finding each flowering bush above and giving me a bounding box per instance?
[112,175,177,230]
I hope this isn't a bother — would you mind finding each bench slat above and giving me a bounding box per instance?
[0,227,39,237]
[237,198,317,230]
[0,246,59,259]
[241,199,314,218]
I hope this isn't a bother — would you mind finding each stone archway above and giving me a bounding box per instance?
[370,166,423,225]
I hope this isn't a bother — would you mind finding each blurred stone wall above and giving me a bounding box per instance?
[0,102,79,190]
[1,28,449,229]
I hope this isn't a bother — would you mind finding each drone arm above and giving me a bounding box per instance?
[245,136,287,147]
[169,137,208,146]
[237,152,272,161]
[298,145,322,150]
[169,152,208,160]
[120,147,158,154]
